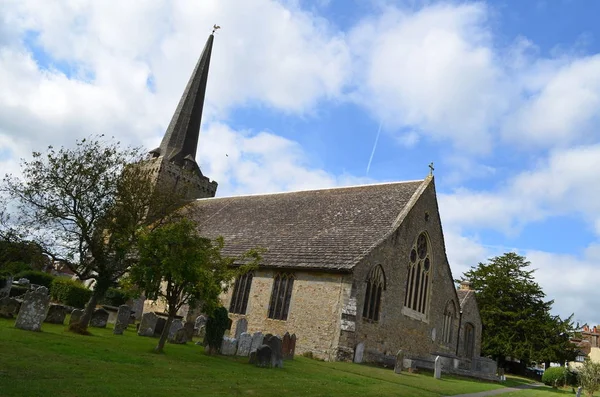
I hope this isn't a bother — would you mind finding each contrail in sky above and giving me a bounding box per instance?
[366,121,382,175]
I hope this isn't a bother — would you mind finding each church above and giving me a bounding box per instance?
[144,30,490,373]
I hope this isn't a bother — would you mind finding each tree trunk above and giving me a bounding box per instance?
[155,306,177,354]
[70,279,110,333]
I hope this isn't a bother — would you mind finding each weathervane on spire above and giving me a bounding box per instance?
[428,162,435,176]
[212,24,221,34]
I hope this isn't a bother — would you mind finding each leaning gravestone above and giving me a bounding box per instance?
[69,309,84,325]
[282,332,291,359]
[90,308,109,328]
[0,276,13,298]
[394,350,404,374]
[266,335,283,368]
[354,342,365,363]
[15,286,50,332]
[194,314,207,336]
[256,345,272,368]
[0,297,21,318]
[138,312,158,337]
[168,319,184,341]
[113,305,131,335]
[45,304,71,324]
[289,334,297,359]
[221,336,238,356]
[434,356,442,379]
[236,332,252,356]
[234,318,248,340]
[250,331,263,354]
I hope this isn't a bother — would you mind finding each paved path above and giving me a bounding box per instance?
[444,383,544,397]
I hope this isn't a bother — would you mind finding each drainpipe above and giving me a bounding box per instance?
[456,310,463,356]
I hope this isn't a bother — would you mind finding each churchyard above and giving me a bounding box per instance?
[0,316,581,397]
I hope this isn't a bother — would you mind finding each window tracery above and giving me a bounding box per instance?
[404,232,432,315]
[362,265,386,322]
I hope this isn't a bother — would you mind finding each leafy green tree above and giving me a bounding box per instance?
[579,359,600,396]
[131,219,262,353]
[2,136,181,333]
[461,252,577,368]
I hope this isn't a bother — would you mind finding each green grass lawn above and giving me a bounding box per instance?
[0,317,529,397]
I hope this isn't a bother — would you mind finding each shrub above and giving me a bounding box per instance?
[542,366,569,387]
[50,278,92,308]
[205,307,232,354]
[578,359,600,396]
[14,270,54,288]
[0,261,32,276]
[99,287,131,307]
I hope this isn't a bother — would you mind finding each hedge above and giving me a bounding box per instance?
[99,287,132,307]
[14,270,55,288]
[50,278,92,309]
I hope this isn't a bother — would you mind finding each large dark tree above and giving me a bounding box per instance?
[461,252,578,368]
[2,136,181,333]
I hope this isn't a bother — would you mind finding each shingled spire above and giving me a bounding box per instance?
[150,33,215,167]
[145,30,218,200]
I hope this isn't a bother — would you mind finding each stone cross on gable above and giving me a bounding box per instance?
[428,162,435,176]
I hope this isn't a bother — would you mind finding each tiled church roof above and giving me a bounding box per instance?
[188,180,425,272]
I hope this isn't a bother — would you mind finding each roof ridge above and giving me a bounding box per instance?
[194,179,425,201]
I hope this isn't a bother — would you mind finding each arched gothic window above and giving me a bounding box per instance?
[229,271,254,314]
[362,265,386,322]
[404,232,432,314]
[442,300,456,344]
[268,273,294,320]
[464,323,475,358]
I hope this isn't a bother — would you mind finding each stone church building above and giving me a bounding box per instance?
[144,30,487,370]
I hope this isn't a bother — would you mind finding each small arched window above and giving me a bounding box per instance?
[404,232,432,314]
[442,300,456,344]
[229,271,254,315]
[464,323,475,358]
[268,273,294,320]
[362,265,386,322]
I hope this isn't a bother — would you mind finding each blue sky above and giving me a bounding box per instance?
[1,0,599,324]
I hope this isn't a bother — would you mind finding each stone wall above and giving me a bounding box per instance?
[338,178,464,362]
[142,156,217,200]
[221,269,345,360]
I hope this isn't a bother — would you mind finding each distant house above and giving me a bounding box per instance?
[569,325,600,368]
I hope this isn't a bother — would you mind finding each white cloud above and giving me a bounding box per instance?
[197,122,372,196]
[349,3,511,152]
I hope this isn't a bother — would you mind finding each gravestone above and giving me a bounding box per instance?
[138,312,158,337]
[234,318,248,340]
[183,321,194,341]
[354,342,365,363]
[15,286,50,331]
[69,309,84,325]
[194,315,207,336]
[265,335,283,368]
[0,297,21,318]
[168,319,184,341]
[90,308,109,328]
[131,296,145,321]
[394,350,404,374]
[576,386,583,397]
[170,328,187,344]
[434,356,442,379]
[45,304,71,324]
[0,276,13,298]
[249,351,257,365]
[221,336,238,356]
[236,332,252,356]
[256,345,272,368]
[154,316,167,337]
[102,305,119,324]
[289,334,297,359]
[113,305,131,335]
[282,332,291,360]
[250,331,263,354]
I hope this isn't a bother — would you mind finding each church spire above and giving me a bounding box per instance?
[150,32,215,166]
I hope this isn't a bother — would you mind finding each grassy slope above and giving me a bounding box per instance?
[0,317,520,397]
